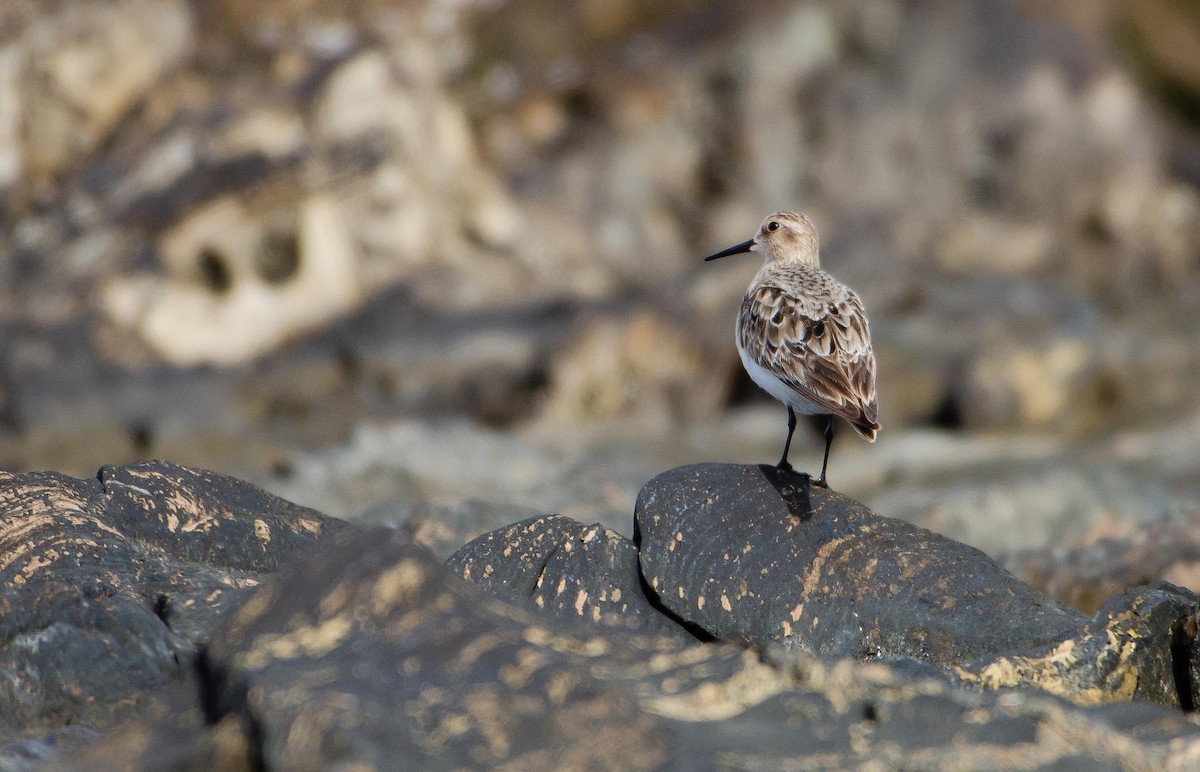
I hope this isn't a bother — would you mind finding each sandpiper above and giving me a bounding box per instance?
[705,211,878,486]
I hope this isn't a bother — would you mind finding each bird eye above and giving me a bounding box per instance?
[767,221,779,231]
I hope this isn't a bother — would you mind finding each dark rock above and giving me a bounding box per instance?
[361,496,544,559]
[447,514,691,639]
[0,460,342,747]
[61,526,1200,770]
[954,581,1200,709]
[0,726,103,772]
[117,526,681,770]
[635,463,1200,709]
[635,463,1084,664]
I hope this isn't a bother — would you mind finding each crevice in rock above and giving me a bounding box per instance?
[241,702,268,772]
[152,593,171,629]
[631,520,714,643]
[197,247,233,294]
[194,646,228,726]
[928,388,964,430]
[634,566,715,644]
[195,646,266,772]
[1170,615,1198,712]
[528,549,557,599]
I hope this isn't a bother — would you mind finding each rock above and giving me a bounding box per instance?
[101,193,364,366]
[635,463,1200,708]
[447,514,690,638]
[269,417,665,533]
[962,328,1200,435]
[3,0,1200,494]
[635,463,1084,665]
[271,419,568,520]
[0,46,22,192]
[0,460,342,747]
[97,527,682,769]
[360,497,544,560]
[57,518,1200,770]
[21,0,194,181]
[1008,514,1200,614]
[1116,0,1200,133]
[535,311,725,430]
[0,726,102,772]
[953,582,1200,708]
[864,456,1170,557]
[933,215,1054,275]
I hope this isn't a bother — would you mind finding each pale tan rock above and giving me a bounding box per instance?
[102,194,361,366]
[313,51,395,143]
[213,109,307,162]
[0,46,21,190]
[967,339,1091,430]
[314,48,522,288]
[935,216,1054,275]
[23,0,193,178]
[539,313,722,429]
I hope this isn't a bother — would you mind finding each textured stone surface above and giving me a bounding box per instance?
[635,463,1200,708]
[0,461,342,746]
[447,514,690,639]
[635,462,1084,664]
[56,524,1200,770]
[953,582,1200,708]
[104,527,682,770]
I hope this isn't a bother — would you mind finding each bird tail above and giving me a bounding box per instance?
[850,400,879,442]
[851,423,878,442]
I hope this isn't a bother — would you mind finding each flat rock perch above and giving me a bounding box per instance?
[635,462,1200,707]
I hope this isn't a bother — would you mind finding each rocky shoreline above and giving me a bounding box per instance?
[2,460,1198,769]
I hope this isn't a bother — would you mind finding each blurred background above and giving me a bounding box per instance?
[1,0,1198,609]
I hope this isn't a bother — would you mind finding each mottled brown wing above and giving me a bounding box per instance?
[738,282,879,439]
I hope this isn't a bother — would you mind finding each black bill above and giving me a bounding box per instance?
[703,238,755,261]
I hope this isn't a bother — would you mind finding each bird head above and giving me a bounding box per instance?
[704,211,819,267]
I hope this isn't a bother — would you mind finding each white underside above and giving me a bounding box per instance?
[738,345,825,416]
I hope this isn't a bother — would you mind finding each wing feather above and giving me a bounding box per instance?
[738,279,879,439]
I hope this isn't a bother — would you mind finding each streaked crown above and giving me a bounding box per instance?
[753,211,819,267]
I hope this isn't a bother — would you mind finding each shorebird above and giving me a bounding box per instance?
[705,211,878,486]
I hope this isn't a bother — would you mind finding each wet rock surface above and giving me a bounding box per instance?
[0,461,342,752]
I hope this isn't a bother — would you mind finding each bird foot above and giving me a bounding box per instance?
[775,460,794,473]
[810,475,829,489]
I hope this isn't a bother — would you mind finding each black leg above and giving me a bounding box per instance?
[814,415,834,487]
[776,407,797,471]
